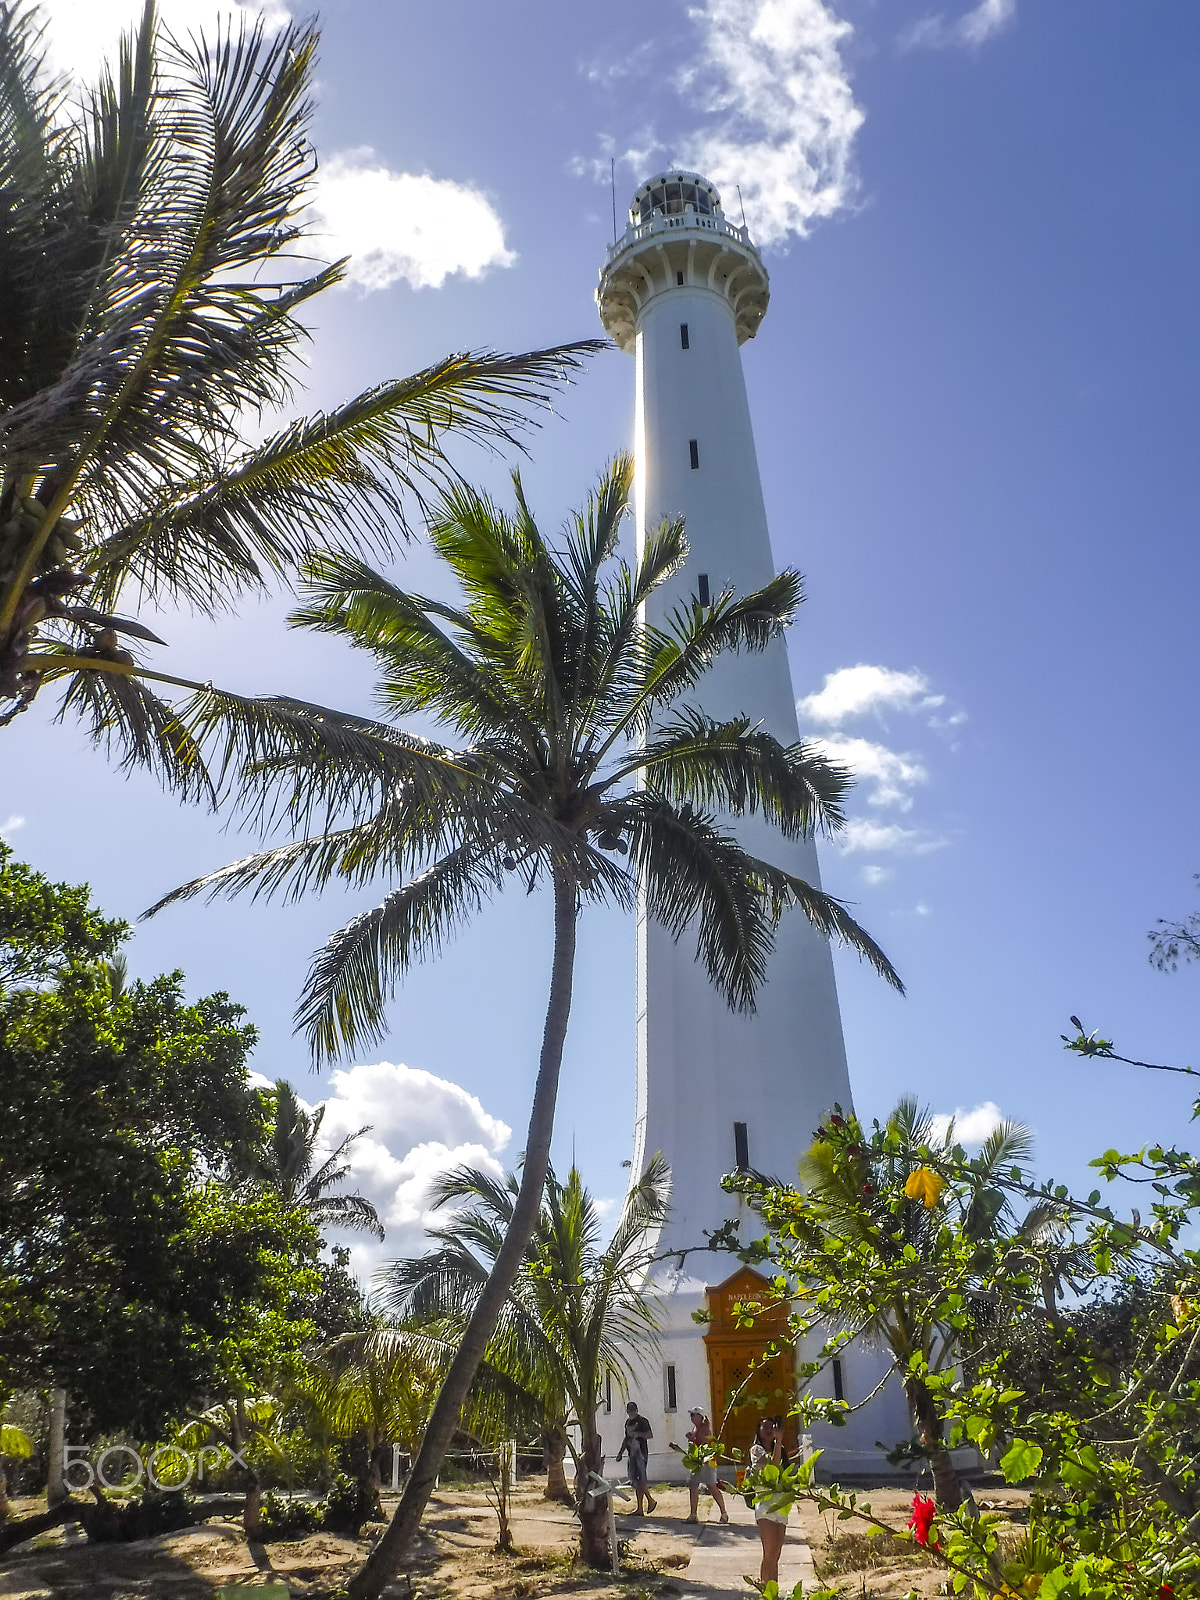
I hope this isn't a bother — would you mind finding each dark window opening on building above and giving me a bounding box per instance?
[698,573,710,606]
[832,1358,845,1403]
[637,180,715,224]
[689,439,699,470]
[734,1120,749,1170]
[676,270,685,285]
[680,322,690,349]
[665,1363,678,1411]
[605,1374,612,1414]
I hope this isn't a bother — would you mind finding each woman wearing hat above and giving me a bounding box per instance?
[670,1406,730,1525]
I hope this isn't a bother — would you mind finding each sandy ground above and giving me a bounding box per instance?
[0,1479,1031,1598]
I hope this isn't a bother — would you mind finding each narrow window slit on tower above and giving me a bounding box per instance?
[676,270,685,285]
[665,1363,678,1411]
[605,1374,612,1414]
[680,322,690,350]
[832,1358,845,1403]
[734,1120,749,1170]
[698,573,710,606]
[689,439,700,470]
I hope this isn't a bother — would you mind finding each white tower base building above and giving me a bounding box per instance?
[595,174,909,1483]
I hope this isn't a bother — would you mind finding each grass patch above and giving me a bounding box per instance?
[815,1528,938,1579]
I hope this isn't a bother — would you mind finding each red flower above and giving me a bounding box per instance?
[1158,1585,1173,1600]
[908,1494,936,1547]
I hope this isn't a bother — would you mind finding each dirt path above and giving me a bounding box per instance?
[667,1497,814,1598]
[0,1479,1026,1598]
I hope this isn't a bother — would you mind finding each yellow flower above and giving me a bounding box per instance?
[904,1167,944,1208]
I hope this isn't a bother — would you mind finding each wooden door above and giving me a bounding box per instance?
[703,1267,797,1472]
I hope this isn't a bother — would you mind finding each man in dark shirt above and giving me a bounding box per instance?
[615,1400,656,1514]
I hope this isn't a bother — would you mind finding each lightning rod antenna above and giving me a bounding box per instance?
[736,184,746,228]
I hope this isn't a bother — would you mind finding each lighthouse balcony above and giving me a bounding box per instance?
[603,207,754,269]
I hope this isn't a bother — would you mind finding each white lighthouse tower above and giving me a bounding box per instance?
[595,173,908,1480]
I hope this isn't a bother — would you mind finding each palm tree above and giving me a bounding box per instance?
[258,1079,384,1240]
[146,454,902,1598]
[0,1416,32,1520]
[298,1330,441,1515]
[788,1098,1042,1508]
[386,1157,670,1564]
[0,1,594,786]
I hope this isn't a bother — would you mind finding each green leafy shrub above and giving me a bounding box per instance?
[81,1489,196,1543]
[259,1489,324,1540]
[322,1472,377,1535]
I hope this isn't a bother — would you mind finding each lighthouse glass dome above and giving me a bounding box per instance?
[596,170,767,351]
[633,173,718,223]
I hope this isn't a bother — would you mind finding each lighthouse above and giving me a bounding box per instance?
[595,173,908,1479]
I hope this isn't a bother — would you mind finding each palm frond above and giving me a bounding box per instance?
[617,569,804,737]
[426,1164,520,1221]
[0,1,71,414]
[613,708,850,838]
[753,857,906,994]
[140,825,406,918]
[55,657,215,803]
[294,843,500,1063]
[974,1118,1035,1177]
[309,1191,384,1240]
[290,552,544,752]
[627,794,780,1013]
[575,512,687,735]
[170,684,475,824]
[85,345,603,612]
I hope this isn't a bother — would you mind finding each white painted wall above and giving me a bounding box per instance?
[597,1293,914,1485]
[630,267,853,1270]
[596,179,909,1487]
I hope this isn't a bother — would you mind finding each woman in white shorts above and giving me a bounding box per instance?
[748,1415,791,1584]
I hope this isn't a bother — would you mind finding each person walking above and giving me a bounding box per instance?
[748,1415,792,1585]
[670,1406,730,1524]
[615,1401,657,1515]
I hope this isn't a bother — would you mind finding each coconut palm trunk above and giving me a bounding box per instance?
[45,1391,66,1509]
[233,1397,264,1540]
[542,1426,571,1503]
[348,870,576,1600]
[905,1373,965,1510]
[575,1415,609,1567]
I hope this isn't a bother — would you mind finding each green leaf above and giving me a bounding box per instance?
[999,1438,1044,1483]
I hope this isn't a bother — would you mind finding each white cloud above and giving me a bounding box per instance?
[839,819,947,855]
[40,9,516,298]
[901,0,1016,52]
[677,0,864,246]
[813,735,927,810]
[309,153,516,293]
[0,815,25,840]
[41,0,291,84]
[584,41,655,88]
[861,864,894,886]
[930,1101,1004,1145]
[313,1060,512,1283]
[798,665,962,860]
[798,664,944,727]
[582,0,863,247]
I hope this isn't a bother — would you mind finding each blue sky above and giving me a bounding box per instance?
[6,0,1199,1277]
